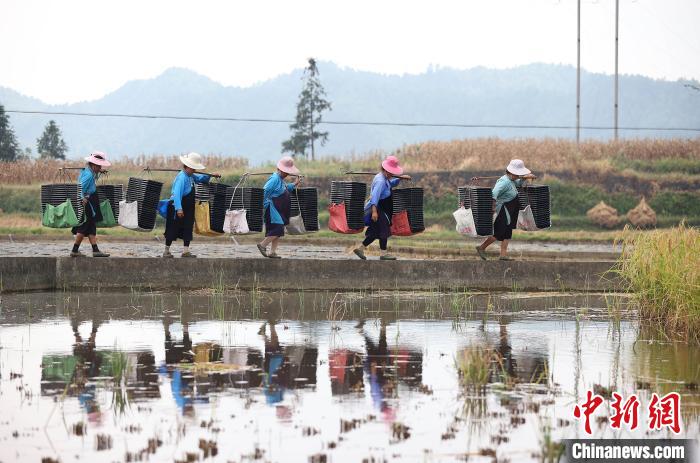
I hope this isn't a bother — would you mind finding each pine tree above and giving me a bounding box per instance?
[37,120,68,160]
[282,58,332,161]
[0,104,20,162]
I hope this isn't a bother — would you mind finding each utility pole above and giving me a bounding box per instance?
[614,0,619,141]
[576,0,581,145]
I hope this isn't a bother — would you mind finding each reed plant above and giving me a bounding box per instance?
[455,344,500,392]
[615,223,700,343]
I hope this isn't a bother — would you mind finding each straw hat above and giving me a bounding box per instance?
[381,155,403,176]
[84,151,111,167]
[277,156,300,175]
[180,152,206,170]
[506,159,531,176]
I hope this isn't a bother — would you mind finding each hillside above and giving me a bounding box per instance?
[1,62,699,162]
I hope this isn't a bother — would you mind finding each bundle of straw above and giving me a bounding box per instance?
[587,201,621,229]
[627,197,657,228]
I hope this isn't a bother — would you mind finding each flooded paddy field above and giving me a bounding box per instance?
[0,291,698,462]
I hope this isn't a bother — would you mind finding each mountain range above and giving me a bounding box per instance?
[1,62,699,163]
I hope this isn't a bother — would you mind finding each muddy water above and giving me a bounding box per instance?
[0,291,698,462]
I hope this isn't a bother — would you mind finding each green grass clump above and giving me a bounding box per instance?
[455,345,499,392]
[612,156,700,175]
[615,223,700,343]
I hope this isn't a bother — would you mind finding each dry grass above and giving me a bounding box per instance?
[0,155,248,185]
[615,223,700,343]
[391,138,700,172]
[4,138,697,185]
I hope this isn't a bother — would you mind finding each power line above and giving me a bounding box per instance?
[5,108,700,132]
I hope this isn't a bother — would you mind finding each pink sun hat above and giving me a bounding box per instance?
[84,151,111,167]
[381,155,403,176]
[277,156,300,176]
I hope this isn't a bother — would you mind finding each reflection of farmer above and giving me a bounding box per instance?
[360,320,397,419]
[498,320,517,380]
[71,315,102,421]
[260,320,288,404]
[258,320,318,405]
[496,320,548,384]
[161,317,207,415]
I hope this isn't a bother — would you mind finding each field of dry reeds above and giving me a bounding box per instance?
[390,138,700,172]
[0,155,249,185]
[1,138,699,185]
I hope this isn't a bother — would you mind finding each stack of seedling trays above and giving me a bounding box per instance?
[523,185,551,229]
[457,186,471,208]
[195,183,230,233]
[224,186,264,232]
[392,188,425,234]
[40,183,85,222]
[290,187,319,232]
[330,181,367,230]
[96,184,124,221]
[125,177,163,231]
[516,187,529,210]
[457,186,494,236]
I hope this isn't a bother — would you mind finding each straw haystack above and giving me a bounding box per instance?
[627,197,657,228]
[587,201,621,228]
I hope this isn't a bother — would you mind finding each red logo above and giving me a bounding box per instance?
[574,391,682,434]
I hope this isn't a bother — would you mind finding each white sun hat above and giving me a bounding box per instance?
[180,152,206,171]
[506,159,531,176]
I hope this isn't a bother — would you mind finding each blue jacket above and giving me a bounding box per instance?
[263,172,295,224]
[78,167,98,199]
[364,172,400,213]
[492,175,524,225]
[170,170,210,211]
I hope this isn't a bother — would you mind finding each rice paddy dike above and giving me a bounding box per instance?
[0,289,698,462]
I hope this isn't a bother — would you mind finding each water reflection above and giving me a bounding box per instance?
[1,291,697,463]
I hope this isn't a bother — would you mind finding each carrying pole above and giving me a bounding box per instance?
[59,167,110,174]
[344,171,411,180]
[142,167,221,177]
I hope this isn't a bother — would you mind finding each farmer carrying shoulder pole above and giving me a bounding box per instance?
[70,151,111,258]
[352,155,411,261]
[163,152,220,258]
[257,156,302,259]
[475,159,536,261]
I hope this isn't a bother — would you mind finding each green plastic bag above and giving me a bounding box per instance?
[42,199,80,228]
[96,200,117,228]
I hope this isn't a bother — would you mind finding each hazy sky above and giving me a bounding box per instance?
[2,0,700,104]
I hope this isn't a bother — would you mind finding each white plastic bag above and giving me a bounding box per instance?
[286,214,307,235]
[223,174,252,235]
[516,205,539,231]
[118,200,140,230]
[453,207,478,237]
[223,209,250,234]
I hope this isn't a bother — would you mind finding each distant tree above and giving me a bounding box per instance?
[0,104,20,162]
[37,120,68,160]
[282,58,332,161]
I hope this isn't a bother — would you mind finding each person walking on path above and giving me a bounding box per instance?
[352,156,410,261]
[70,151,111,257]
[475,159,536,261]
[163,152,220,258]
[257,156,302,259]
